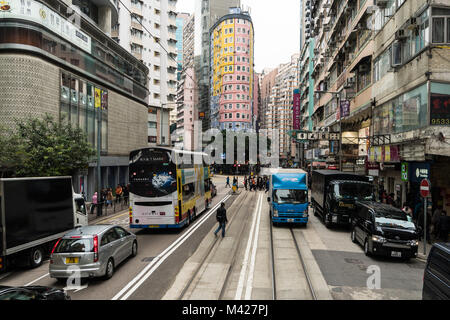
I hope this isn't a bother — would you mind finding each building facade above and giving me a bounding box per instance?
[194,0,241,132]
[266,54,300,162]
[0,0,149,200]
[114,0,177,146]
[302,0,450,213]
[209,8,255,132]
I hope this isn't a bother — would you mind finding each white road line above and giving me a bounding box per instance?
[25,273,49,286]
[244,194,263,300]
[234,193,262,300]
[112,194,232,300]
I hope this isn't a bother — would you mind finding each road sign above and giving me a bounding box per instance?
[420,179,431,198]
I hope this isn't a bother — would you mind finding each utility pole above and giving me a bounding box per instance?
[96,104,102,217]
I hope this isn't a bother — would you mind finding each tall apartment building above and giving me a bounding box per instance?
[266,54,300,161]
[0,0,149,200]
[175,14,196,150]
[260,68,279,130]
[114,0,178,146]
[195,0,241,131]
[210,8,255,132]
[303,0,450,212]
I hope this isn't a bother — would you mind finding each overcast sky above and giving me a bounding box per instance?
[177,0,300,73]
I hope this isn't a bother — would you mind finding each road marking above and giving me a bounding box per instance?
[94,211,129,225]
[234,193,262,300]
[25,273,49,286]
[244,193,263,300]
[112,194,232,300]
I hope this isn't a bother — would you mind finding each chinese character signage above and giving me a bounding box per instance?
[340,100,350,118]
[293,90,301,130]
[94,88,101,108]
[430,94,450,125]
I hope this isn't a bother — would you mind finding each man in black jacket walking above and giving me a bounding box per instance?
[214,202,228,238]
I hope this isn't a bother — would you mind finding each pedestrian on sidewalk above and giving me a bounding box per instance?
[123,184,130,206]
[115,184,123,204]
[214,203,228,238]
[402,203,413,221]
[244,176,248,191]
[431,206,442,239]
[226,176,231,188]
[438,211,449,242]
[418,207,432,244]
[91,192,98,215]
[106,188,113,208]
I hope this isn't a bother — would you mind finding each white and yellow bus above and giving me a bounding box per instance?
[128,147,212,229]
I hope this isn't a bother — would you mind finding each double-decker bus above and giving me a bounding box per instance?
[128,147,212,229]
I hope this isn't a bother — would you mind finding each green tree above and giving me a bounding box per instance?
[2,114,96,177]
[0,127,27,177]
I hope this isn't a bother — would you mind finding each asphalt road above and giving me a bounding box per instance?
[0,176,235,300]
[0,176,426,300]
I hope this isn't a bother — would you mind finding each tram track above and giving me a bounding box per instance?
[178,190,257,300]
[269,221,317,300]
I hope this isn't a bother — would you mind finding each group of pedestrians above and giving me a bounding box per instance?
[402,201,449,243]
[243,176,269,192]
[90,184,130,216]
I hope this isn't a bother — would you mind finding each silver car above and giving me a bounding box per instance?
[49,225,137,281]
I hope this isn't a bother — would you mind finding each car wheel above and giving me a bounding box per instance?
[131,241,138,257]
[364,240,371,256]
[351,228,357,243]
[104,258,115,280]
[29,247,44,268]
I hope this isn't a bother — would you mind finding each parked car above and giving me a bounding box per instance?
[422,243,450,300]
[0,285,70,300]
[49,225,137,281]
[351,201,418,259]
[211,182,217,198]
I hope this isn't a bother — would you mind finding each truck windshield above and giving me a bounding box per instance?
[273,189,307,204]
[334,183,373,200]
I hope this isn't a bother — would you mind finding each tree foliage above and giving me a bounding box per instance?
[0,114,95,177]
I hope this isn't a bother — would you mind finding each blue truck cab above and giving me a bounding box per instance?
[265,169,309,226]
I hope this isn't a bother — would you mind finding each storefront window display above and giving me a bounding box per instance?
[373,83,428,135]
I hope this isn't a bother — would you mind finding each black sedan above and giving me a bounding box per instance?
[0,286,70,300]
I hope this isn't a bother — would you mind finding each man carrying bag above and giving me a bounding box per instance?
[214,202,228,238]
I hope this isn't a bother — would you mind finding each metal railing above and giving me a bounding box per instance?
[87,196,130,219]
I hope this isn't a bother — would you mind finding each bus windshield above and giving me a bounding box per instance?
[273,189,307,204]
[334,183,373,201]
[129,149,177,198]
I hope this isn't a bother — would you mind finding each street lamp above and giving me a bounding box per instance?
[314,90,343,171]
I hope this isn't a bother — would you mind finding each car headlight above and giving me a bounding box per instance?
[273,209,279,217]
[372,235,386,243]
[408,240,419,246]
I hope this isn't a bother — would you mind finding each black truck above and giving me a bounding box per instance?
[311,170,375,228]
[0,177,88,272]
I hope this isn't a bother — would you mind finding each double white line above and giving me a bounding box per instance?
[234,193,263,300]
[112,194,232,300]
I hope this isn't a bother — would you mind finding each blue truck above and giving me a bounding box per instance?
[264,169,309,226]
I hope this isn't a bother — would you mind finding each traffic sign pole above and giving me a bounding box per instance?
[420,179,431,255]
[424,198,427,255]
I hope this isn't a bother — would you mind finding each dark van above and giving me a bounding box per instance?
[422,243,450,300]
[351,201,418,259]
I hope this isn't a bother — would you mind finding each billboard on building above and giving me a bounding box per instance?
[293,90,301,130]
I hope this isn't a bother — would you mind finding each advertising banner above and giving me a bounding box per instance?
[293,90,301,130]
[340,100,350,118]
[0,0,91,54]
[95,88,101,109]
[430,94,450,125]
